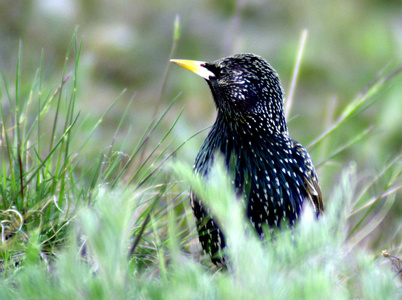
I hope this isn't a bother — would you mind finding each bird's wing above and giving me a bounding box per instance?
[303,170,324,214]
[294,142,324,214]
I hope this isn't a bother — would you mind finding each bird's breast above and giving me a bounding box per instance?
[194,121,309,229]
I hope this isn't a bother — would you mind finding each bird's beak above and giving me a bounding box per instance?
[170,59,215,80]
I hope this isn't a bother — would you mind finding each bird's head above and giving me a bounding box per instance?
[171,54,286,131]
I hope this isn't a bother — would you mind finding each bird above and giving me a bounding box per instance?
[171,53,323,267]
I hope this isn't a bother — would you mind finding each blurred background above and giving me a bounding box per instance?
[0,0,401,251]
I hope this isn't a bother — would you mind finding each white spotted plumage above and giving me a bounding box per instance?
[179,54,323,267]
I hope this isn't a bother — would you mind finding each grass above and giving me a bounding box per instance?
[0,22,401,299]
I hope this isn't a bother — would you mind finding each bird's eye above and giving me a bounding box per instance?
[219,68,228,76]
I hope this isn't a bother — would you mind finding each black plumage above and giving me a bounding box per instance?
[171,54,323,267]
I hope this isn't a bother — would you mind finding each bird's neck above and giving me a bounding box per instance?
[194,112,290,176]
[217,111,288,137]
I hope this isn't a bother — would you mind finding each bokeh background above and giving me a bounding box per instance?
[1,0,401,251]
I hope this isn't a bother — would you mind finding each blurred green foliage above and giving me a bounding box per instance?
[0,2,401,296]
[0,0,401,253]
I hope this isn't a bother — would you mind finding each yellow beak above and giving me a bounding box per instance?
[170,59,215,80]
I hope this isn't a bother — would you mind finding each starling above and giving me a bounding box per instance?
[171,54,323,266]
